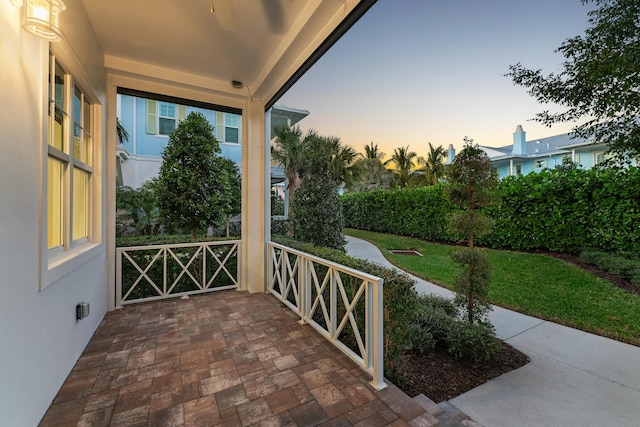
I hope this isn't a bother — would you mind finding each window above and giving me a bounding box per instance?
[594,152,606,165]
[159,102,176,135]
[535,159,547,169]
[225,113,240,144]
[47,55,93,252]
[146,100,186,136]
[511,164,522,176]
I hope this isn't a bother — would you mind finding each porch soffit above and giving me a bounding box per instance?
[82,0,369,103]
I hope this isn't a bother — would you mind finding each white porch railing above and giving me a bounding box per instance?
[267,241,387,390]
[116,240,239,308]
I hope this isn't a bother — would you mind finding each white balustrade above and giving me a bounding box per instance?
[116,240,239,307]
[267,242,386,390]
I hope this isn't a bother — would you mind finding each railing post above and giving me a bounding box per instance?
[163,247,167,297]
[298,255,307,322]
[330,268,337,340]
[369,278,387,390]
[202,244,206,290]
[115,249,122,309]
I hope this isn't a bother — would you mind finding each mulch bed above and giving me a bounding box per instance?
[393,343,530,403]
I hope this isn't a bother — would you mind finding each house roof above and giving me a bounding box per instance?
[270,104,310,133]
[479,131,597,161]
[82,0,376,105]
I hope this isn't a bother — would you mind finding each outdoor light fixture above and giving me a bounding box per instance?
[12,0,66,42]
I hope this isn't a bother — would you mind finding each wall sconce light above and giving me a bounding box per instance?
[11,0,66,42]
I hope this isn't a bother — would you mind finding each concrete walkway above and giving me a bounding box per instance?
[345,236,640,427]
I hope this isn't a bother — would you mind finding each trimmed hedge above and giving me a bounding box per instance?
[342,167,640,254]
[341,185,454,242]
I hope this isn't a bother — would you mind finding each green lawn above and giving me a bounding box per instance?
[345,228,640,347]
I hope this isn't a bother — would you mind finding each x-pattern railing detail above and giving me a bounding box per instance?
[116,240,239,307]
[267,242,386,390]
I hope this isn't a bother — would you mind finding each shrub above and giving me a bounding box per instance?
[445,322,502,363]
[406,294,501,362]
[580,249,640,287]
[341,185,454,242]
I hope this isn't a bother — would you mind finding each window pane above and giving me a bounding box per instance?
[159,117,175,135]
[160,102,175,118]
[225,114,239,127]
[47,158,63,249]
[74,123,82,161]
[50,106,65,151]
[83,99,91,130]
[82,131,92,166]
[72,169,89,241]
[74,87,82,124]
[54,63,65,109]
[225,127,239,144]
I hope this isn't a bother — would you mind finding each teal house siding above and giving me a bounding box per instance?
[116,94,309,189]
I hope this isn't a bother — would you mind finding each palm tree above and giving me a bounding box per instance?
[416,143,447,185]
[116,118,129,144]
[385,146,417,188]
[324,136,360,188]
[364,141,385,160]
[271,125,307,212]
[349,157,395,191]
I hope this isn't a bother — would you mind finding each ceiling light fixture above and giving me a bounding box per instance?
[17,0,66,42]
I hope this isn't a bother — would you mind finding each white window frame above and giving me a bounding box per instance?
[223,112,241,144]
[511,164,522,176]
[535,159,547,169]
[158,101,177,136]
[594,151,607,165]
[42,53,101,290]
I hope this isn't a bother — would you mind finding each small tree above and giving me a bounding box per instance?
[289,136,346,250]
[220,158,241,238]
[156,112,232,239]
[446,138,499,323]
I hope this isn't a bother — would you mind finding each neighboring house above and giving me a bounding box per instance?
[116,94,308,189]
[446,125,617,178]
[0,1,373,425]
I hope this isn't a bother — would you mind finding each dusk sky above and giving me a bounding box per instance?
[278,0,593,158]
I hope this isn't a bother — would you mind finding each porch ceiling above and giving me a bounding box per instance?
[81,0,370,102]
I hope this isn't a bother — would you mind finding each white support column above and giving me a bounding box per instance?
[107,77,117,310]
[240,101,269,293]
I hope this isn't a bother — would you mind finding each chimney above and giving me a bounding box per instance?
[446,144,456,164]
[512,125,527,155]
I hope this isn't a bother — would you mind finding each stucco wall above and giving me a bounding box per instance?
[0,1,107,425]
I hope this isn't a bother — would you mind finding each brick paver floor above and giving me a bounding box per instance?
[40,291,466,426]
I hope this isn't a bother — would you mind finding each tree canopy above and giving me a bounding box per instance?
[385,146,417,188]
[289,137,346,250]
[506,0,640,161]
[156,112,234,239]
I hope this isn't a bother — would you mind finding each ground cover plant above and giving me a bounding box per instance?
[345,228,640,347]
